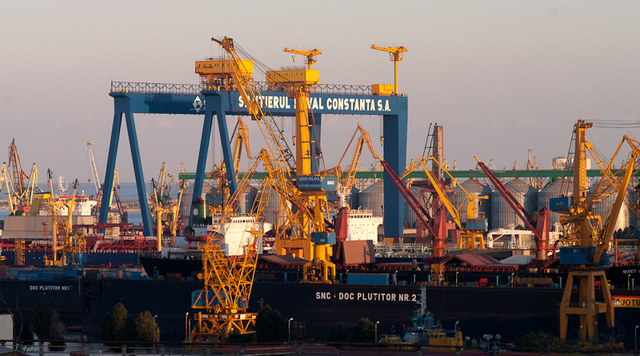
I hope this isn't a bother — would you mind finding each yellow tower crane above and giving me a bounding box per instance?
[371,44,408,96]
[201,37,336,283]
[267,47,322,176]
[553,120,640,344]
[268,46,338,282]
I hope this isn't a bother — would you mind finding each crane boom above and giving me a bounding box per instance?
[0,163,16,214]
[208,37,296,174]
[283,48,322,70]
[87,140,102,195]
[475,155,549,259]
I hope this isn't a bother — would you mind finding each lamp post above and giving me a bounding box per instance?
[153,314,158,353]
[456,271,459,285]
[185,312,189,342]
[375,321,380,345]
[288,318,293,342]
[579,325,583,342]
[635,325,638,352]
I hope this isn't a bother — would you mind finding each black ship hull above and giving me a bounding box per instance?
[1,277,639,347]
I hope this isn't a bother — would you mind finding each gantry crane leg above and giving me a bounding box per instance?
[560,270,614,342]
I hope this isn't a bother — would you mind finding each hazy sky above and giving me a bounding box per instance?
[1,1,639,185]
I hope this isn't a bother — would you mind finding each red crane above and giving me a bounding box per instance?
[474,156,550,260]
[378,159,448,257]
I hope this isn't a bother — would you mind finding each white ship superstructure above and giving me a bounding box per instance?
[345,209,382,243]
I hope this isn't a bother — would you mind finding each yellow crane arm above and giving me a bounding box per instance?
[232,117,252,174]
[284,48,322,70]
[329,124,377,206]
[370,45,408,59]
[26,164,37,206]
[416,158,463,229]
[0,163,16,214]
[371,44,408,95]
[211,37,295,174]
[594,138,640,262]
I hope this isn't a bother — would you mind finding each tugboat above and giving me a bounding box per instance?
[402,285,463,348]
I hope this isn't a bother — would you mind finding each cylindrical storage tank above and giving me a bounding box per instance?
[490,178,538,230]
[260,186,287,226]
[360,180,423,227]
[359,180,384,218]
[455,178,492,224]
[628,188,638,228]
[589,181,631,232]
[537,178,571,229]
[180,182,216,226]
[348,187,360,211]
[237,184,259,215]
[403,186,421,228]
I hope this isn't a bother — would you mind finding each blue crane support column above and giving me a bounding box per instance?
[191,91,237,215]
[383,109,408,239]
[99,94,154,236]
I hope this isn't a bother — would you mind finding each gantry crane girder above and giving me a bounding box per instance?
[100,36,408,240]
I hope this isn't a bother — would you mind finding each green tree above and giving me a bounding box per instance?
[327,322,349,342]
[47,310,66,352]
[351,318,375,343]
[12,307,33,345]
[101,303,137,350]
[519,331,558,351]
[32,298,52,341]
[135,311,158,344]
[255,305,287,342]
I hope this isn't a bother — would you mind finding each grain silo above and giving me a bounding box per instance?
[359,180,384,218]
[589,181,631,232]
[403,185,422,228]
[490,178,538,230]
[537,178,571,229]
[179,182,217,226]
[237,184,259,215]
